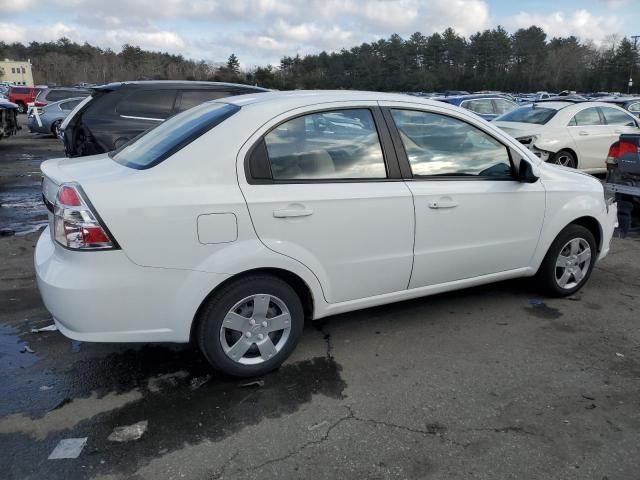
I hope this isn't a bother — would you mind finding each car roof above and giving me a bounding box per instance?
[92,80,270,92]
[597,96,640,104]
[437,93,513,102]
[225,90,458,109]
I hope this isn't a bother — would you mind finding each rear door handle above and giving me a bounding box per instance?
[428,201,458,209]
[579,131,589,136]
[273,208,313,218]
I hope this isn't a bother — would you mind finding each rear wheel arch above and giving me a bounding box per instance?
[190,267,314,343]
[550,148,578,168]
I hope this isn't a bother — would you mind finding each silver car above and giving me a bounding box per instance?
[27,97,84,136]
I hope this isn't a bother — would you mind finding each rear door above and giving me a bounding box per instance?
[600,106,640,137]
[239,103,415,303]
[567,106,611,170]
[111,89,178,148]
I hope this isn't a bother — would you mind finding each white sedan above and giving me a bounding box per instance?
[35,91,617,377]
[494,100,640,174]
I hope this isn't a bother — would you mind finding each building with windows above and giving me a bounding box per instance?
[0,59,34,86]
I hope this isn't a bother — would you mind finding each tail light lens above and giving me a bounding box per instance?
[53,183,117,250]
[607,139,639,166]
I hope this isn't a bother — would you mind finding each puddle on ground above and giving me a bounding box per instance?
[0,187,48,236]
[525,300,563,319]
[0,328,346,479]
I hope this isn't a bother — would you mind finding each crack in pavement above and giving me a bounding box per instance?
[223,405,543,476]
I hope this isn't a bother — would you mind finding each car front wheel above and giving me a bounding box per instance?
[536,224,597,297]
[197,275,304,377]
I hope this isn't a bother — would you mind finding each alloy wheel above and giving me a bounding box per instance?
[219,294,291,365]
[553,153,576,168]
[555,238,591,290]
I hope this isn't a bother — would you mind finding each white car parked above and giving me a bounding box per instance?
[494,100,640,174]
[35,91,617,377]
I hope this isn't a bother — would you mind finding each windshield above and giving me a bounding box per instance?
[111,102,240,169]
[495,105,558,124]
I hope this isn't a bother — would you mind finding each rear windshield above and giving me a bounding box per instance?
[111,102,239,169]
[495,106,558,124]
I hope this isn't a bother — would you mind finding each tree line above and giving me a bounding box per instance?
[0,26,638,93]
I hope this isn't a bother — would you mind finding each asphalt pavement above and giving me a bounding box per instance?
[1,122,640,480]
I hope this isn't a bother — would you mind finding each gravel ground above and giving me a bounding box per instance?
[1,120,639,480]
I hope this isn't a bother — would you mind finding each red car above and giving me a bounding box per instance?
[8,86,39,113]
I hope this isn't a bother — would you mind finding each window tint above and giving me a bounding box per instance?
[264,109,387,180]
[46,90,74,102]
[61,99,82,111]
[628,102,640,113]
[600,107,636,126]
[391,109,512,178]
[177,90,232,112]
[112,102,239,169]
[116,89,177,118]
[571,108,602,126]
[496,105,557,124]
[461,99,494,115]
[493,98,516,115]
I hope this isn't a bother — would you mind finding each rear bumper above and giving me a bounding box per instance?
[598,202,618,261]
[35,228,229,343]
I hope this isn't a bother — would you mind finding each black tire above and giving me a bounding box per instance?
[197,275,304,377]
[17,102,26,114]
[51,120,61,138]
[550,149,578,169]
[535,224,597,297]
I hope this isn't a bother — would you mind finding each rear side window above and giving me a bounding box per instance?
[111,102,239,169]
[496,106,557,124]
[116,90,177,119]
[570,108,602,126]
[391,109,512,178]
[61,99,82,111]
[493,98,516,115]
[629,102,640,114]
[263,109,387,180]
[461,99,494,115]
[600,107,636,126]
[177,90,233,112]
[46,90,71,102]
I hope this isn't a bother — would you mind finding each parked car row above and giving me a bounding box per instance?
[494,100,640,174]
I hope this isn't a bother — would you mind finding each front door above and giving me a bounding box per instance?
[239,105,415,303]
[381,104,545,288]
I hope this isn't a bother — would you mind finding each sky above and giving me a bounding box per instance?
[0,0,637,68]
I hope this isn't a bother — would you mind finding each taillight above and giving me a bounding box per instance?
[53,183,117,250]
[607,139,639,166]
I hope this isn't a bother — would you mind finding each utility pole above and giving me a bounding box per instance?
[629,35,639,94]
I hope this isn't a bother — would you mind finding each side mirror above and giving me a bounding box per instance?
[518,159,539,183]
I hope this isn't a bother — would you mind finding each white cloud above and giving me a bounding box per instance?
[101,30,185,51]
[0,22,26,43]
[509,9,619,45]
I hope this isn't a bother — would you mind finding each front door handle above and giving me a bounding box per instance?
[428,201,458,209]
[273,208,313,218]
[579,131,589,136]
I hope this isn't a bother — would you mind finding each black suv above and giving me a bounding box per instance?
[62,81,268,157]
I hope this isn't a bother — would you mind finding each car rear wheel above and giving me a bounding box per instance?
[51,120,62,138]
[197,275,304,377]
[536,224,597,297]
[550,150,577,169]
